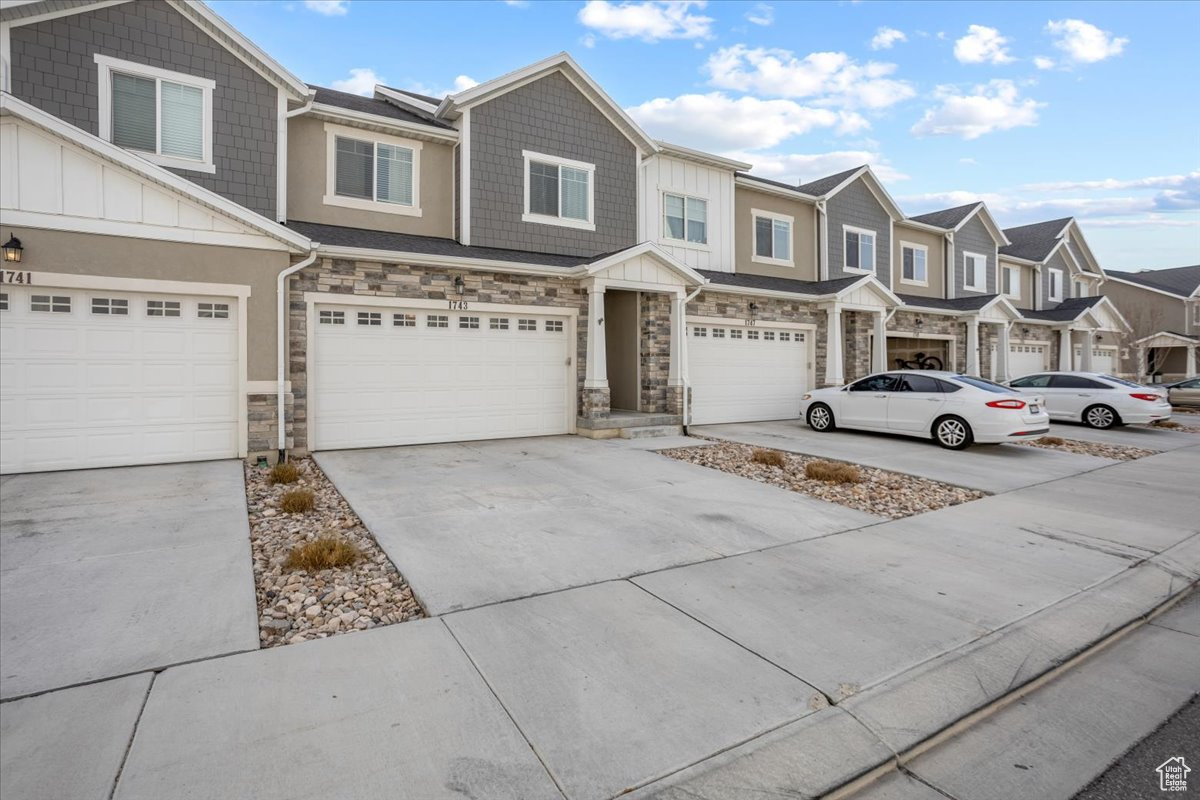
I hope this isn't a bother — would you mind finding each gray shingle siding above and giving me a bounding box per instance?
[468,71,637,257]
[1042,249,1072,306]
[826,177,891,286]
[953,215,997,296]
[9,1,278,218]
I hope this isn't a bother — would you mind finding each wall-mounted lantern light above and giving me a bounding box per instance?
[1021,327,1031,338]
[2,234,23,263]
[453,275,465,296]
[748,302,759,320]
[914,317,923,329]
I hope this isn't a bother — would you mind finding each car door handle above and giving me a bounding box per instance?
[926,398,941,401]
[874,394,887,398]
[1077,393,1092,397]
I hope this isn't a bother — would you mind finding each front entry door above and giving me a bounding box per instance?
[605,290,639,411]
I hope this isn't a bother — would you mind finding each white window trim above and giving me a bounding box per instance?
[323,122,423,217]
[1048,267,1064,302]
[842,224,877,275]
[1002,265,1021,300]
[521,149,596,231]
[898,241,928,287]
[95,53,215,174]
[750,208,794,267]
[660,190,710,251]
[963,251,987,291]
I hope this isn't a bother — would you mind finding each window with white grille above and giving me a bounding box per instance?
[357,311,382,326]
[490,317,510,330]
[713,328,725,338]
[763,331,775,341]
[393,313,416,327]
[747,330,760,340]
[518,318,537,331]
[730,328,743,339]
[545,319,564,332]
[693,326,707,337]
[319,310,345,325]
[198,302,229,319]
[459,316,480,329]
[147,300,181,317]
[32,295,71,313]
[0,293,7,311]
[92,297,129,315]
[780,331,790,341]
[427,314,449,328]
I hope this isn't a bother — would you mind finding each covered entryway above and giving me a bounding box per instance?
[887,337,950,371]
[309,302,575,450]
[1,284,241,474]
[1009,343,1049,378]
[687,322,810,425]
[604,290,640,411]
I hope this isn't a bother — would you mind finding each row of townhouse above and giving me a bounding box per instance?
[0,0,1171,476]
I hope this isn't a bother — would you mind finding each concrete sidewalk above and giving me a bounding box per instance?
[3,443,1197,800]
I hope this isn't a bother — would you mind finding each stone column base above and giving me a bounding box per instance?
[247,391,294,465]
[581,386,611,419]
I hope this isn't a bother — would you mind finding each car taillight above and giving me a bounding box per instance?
[1129,393,1160,402]
[986,399,1027,409]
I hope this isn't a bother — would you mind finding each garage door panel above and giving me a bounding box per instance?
[313,304,572,450]
[688,323,809,426]
[1,286,240,473]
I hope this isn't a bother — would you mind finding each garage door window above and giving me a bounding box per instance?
[427,315,448,328]
[319,310,345,325]
[31,295,71,313]
[357,312,382,326]
[459,316,480,329]
[147,300,180,317]
[545,320,564,333]
[730,329,743,339]
[0,292,7,311]
[693,326,707,337]
[763,331,775,341]
[198,302,229,319]
[92,297,129,315]
[393,313,416,327]
[490,317,509,330]
[780,331,791,341]
[747,330,759,340]
[712,328,725,338]
[518,318,537,331]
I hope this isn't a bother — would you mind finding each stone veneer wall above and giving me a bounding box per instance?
[639,293,676,414]
[843,311,874,383]
[686,291,829,386]
[247,392,293,463]
[287,258,590,453]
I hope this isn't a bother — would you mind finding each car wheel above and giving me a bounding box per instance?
[807,403,835,432]
[933,415,973,450]
[1083,404,1119,429]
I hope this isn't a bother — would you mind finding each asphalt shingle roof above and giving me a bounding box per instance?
[907,203,979,230]
[1021,295,1103,322]
[287,221,593,268]
[1107,265,1200,298]
[999,218,1072,262]
[697,270,863,296]
[894,293,998,311]
[734,173,811,194]
[308,85,454,130]
[794,167,864,197]
[382,86,443,106]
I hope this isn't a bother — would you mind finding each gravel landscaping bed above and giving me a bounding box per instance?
[245,458,425,647]
[1015,436,1155,461]
[1155,418,1200,433]
[659,439,984,519]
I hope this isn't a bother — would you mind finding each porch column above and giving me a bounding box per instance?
[1058,327,1072,371]
[825,304,844,386]
[1136,345,1148,382]
[1188,344,1197,378]
[995,323,1011,383]
[668,290,684,387]
[872,310,888,373]
[965,316,980,375]
[1080,329,1095,372]
[584,283,607,388]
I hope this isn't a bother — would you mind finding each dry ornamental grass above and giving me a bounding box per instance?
[751,448,787,468]
[279,488,316,514]
[269,462,300,485]
[804,460,862,484]
[285,536,362,571]
[1037,436,1066,445]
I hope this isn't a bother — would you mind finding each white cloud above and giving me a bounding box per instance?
[578,1,713,42]
[581,32,597,48]
[746,3,773,26]
[728,149,909,185]
[911,79,1041,140]
[870,27,906,51]
[304,0,348,15]
[331,67,382,96]
[705,45,915,109]
[1021,172,1200,193]
[953,25,1014,64]
[959,157,977,165]
[626,92,867,152]
[403,74,479,99]
[1046,19,1128,64]
[1033,56,1056,70]
[503,0,530,6]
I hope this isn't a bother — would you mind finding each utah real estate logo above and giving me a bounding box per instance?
[1157,756,1190,792]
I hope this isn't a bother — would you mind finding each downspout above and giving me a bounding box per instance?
[680,285,704,433]
[286,90,317,118]
[277,246,319,462]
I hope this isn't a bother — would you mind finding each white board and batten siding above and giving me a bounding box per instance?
[639,154,735,272]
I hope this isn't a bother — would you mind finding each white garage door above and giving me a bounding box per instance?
[1010,343,1048,379]
[0,284,240,474]
[688,323,809,425]
[1075,346,1116,374]
[312,304,573,450]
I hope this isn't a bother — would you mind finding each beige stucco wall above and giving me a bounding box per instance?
[1102,279,1187,337]
[286,115,454,237]
[11,227,289,379]
[733,185,818,281]
[891,224,945,298]
[999,258,1036,310]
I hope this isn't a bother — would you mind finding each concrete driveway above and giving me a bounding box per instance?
[0,462,259,700]
[693,420,1114,493]
[315,436,878,615]
[1046,420,1198,450]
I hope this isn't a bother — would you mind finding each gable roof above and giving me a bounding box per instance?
[1021,295,1104,322]
[908,203,978,229]
[308,85,454,131]
[1106,264,1200,298]
[795,167,862,197]
[436,52,658,155]
[1000,217,1073,262]
[794,165,904,220]
[1,92,310,252]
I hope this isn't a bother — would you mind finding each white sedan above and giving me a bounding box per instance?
[1006,371,1172,428]
[800,371,1050,450]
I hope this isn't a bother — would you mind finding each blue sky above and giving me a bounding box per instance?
[210,0,1200,270]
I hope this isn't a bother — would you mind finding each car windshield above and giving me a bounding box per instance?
[953,375,1015,394]
[1100,374,1142,388]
